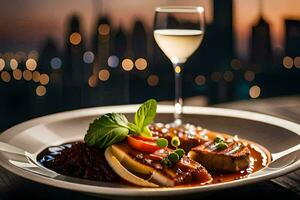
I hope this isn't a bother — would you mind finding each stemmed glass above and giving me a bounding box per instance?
[153,6,205,126]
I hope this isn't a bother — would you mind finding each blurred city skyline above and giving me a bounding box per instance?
[0,0,299,132]
[1,0,300,57]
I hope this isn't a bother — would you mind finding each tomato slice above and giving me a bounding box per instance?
[127,136,161,153]
[132,135,157,142]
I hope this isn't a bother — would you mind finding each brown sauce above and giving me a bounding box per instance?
[37,124,271,187]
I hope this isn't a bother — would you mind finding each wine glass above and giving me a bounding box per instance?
[153,6,205,126]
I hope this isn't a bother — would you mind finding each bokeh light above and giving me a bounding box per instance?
[249,85,261,98]
[135,58,147,70]
[223,70,234,82]
[147,74,159,86]
[294,57,300,68]
[23,70,33,81]
[69,32,81,45]
[211,72,221,82]
[98,24,110,35]
[36,85,47,97]
[26,58,37,71]
[0,58,5,71]
[50,57,62,69]
[244,70,255,81]
[283,56,293,69]
[122,59,134,71]
[1,71,11,82]
[12,69,22,80]
[15,51,26,61]
[32,71,40,82]
[40,73,49,85]
[108,56,119,68]
[98,69,110,81]
[230,59,241,70]
[83,51,95,64]
[10,59,18,70]
[3,52,13,60]
[174,66,181,74]
[28,50,39,60]
[195,75,206,86]
[88,75,97,87]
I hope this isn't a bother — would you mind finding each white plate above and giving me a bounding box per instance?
[0,105,299,199]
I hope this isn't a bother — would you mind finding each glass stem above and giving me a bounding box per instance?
[173,63,184,126]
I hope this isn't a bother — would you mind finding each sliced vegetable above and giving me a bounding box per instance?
[161,158,173,167]
[104,146,158,187]
[156,138,168,148]
[161,148,185,167]
[168,152,179,163]
[110,145,154,174]
[105,145,175,187]
[174,148,185,158]
[127,136,161,153]
[171,136,180,147]
[131,135,156,142]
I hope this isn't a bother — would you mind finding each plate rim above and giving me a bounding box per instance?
[0,105,300,197]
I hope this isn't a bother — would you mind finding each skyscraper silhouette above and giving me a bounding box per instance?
[39,38,61,73]
[132,20,148,60]
[212,0,234,68]
[206,0,235,104]
[250,17,273,72]
[37,37,62,113]
[63,15,86,109]
[92,16,112,74]
[285,19,300,57]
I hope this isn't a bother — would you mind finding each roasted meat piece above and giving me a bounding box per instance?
[188,138,250,172]
[105,143,212,187]
[150,123,208,152]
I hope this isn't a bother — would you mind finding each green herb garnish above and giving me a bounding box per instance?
[171,136,180,147]
[156,138,168,148]
[134,99,157,134]
[214,136,228,150]
[84,113,130,148]
[84,99,157,148]
[161,158,173,167]
[214,137,223,144]
[168,152,179,163]
[174,148,185,158]
[161,148,185,167]
[215,142,228,150]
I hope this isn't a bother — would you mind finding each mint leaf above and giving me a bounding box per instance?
[127,122,140,133]
[141,126,152,137]
[84,99,159,148]
[84,113,129,148]
[134,99,157,133]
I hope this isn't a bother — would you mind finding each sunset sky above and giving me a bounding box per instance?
[1,0,300,58]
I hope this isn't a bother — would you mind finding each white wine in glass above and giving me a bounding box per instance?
[154,29,204,64]
[153,6,205,125]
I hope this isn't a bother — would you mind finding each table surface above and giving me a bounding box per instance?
[1,96,299,199]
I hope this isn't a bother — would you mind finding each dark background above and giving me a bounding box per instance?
[0,0,300,132]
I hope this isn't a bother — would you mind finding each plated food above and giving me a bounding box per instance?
[38,99,271,187]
